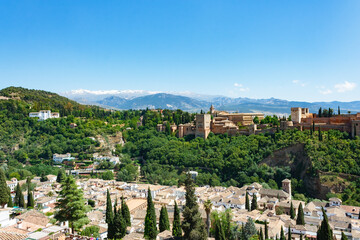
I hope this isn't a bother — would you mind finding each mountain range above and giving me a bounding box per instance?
[61,89,360,115]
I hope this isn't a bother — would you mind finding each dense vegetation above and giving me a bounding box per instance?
[1,87,360,206]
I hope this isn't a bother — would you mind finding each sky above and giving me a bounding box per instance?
[0,0,360,102]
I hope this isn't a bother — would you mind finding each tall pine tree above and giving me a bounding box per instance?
[7,194,13,208]
[296,203,305,225]
[113,209,126,239]
[14,183,25,208]
[317,208,333,240]
[245,192,250,211]
[182,174,207,240]
[172,201,182,238]
[214,217,226,240]
[265,221,269,240]
[0,168,10,208]
[288,226,291,240]
[259,227,264,240]
[251,195,258,211]
[144,188,157,240]
[121,196,131,227]
[55,176,90,234]
[341,231,348,240]
[280,226,286,240]
[105,189,113,224]
[27,191,35,208]
[159,206,170,232]
[290,202,295,219]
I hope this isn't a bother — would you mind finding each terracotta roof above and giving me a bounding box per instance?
[0,231,28,240]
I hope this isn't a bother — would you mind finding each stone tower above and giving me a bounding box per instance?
[282,179,292,199]
[195,114,211,139]
[210,105,215,115]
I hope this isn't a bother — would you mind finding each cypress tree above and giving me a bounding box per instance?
[259,227,264,240]
[27,191,34,208]
[296,203,305,225]
[265,221,269,240]
[338,106,341,115]
[105,189,113,224]
[251,195,257,211]
[300,233,303,240]
[341,231,348,240]
[288,226,291,240]
[310,123,313,135]
[144,188,157,240]
[312,122,315,133]
[318,108,322,117]
[182,174,207,240]
[14,183,25,208]
[159,206,170,232]
[0,168,10,208]
[7,194,13,208]
[245,192,250,211]
[121,196,131,227]
[57,169,66,183]
[290,202,295,219]
[113,197,118,216]
[172,201,182,237]
[280,226,286,240]
[317,207,333,240]
[214,217,226,240]
[318,127,323,141]
[113,210,126,239]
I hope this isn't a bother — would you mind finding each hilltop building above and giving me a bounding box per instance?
[29,110,60,121]
[291,107,360,137]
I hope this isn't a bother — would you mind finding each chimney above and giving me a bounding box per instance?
[17,221,22,229]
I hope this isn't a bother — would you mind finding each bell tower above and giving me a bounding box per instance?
[282,179,291,199]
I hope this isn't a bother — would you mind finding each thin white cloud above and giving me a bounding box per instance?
[233,83,250,92]
[319,89,332,95]
[292,80,306,87]
[334,81,356,92]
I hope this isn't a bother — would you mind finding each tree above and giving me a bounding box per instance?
[288,226,291,240]
[265,221,269,239]
[318,127,323,141]
[14,183,25,208]
[27,191,35,208]
[54,176,90,234]
[101,170,114,180]
[144,188,157,240]
[253,116,260,124]
[214,217,226,240]
[280,226,286,240]
[245,192,250,211]
[105,189,113,224]
[40,173,48,182]
[172,201,182,238]
[243,218,257,240]
[312,122,315,134]
[290,202,295,219]
[251,195,257,211]
[296,203,305,225]
[81,226,100,237]
[204,199,212,237]
[341,231,348,240]
[7,194,13,208]
[317,207,333,240]
[0,168,10,208]
[300,233,303,240]
[159,206,170,233]
[121,196,131,227]
[259,227,264,240]
[182,175,207,240]
[318,107,322,117]
[338,106,341,115]
[57,169,66,183]
[113,209,126,239]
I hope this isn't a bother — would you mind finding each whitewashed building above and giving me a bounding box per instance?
[29,110,60,121]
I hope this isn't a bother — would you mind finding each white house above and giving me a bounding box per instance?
[29,110,60,121]
[0,208,16,227]
[53,153,75,163]
[6,178,18,192]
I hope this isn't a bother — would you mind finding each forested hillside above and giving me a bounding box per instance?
[1,87,360,206]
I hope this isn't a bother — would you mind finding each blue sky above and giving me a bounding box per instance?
[0,0,359,101]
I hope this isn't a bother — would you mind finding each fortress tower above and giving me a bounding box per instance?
[282,179,292,199]
[195,114,211,139]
